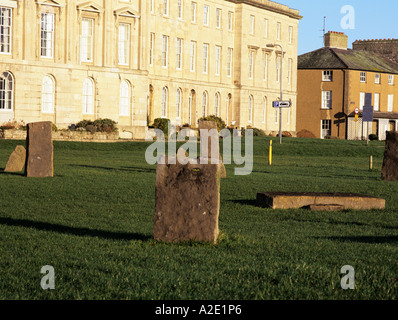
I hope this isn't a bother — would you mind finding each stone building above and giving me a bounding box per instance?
[0,0,301,139]
[353,38,398,65]
[297,31,398,140]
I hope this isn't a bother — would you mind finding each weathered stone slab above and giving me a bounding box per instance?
[4,145,26,173]
[305,204,346,212]
[153,156,220,243]
[198,120,226,178]
[381,131,398,181]
[25,122,53,178]
[256,192,385,210]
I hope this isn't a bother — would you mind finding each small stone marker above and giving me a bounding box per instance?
[256,192,385,211]
[198,120,226,178]
[153,155,220,243]
[4,145,26,173]
[381,131,398,181]
[25,121,54,178]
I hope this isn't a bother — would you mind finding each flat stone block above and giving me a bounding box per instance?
[25,122,54,178]
[4,145,26,173]
[256,192,385,210]
[153,156,220,243]
[305,204,346,212]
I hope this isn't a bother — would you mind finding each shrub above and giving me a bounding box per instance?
[51,123,58,132]
[74,119,118,133]
[369,134,379,141]
[153,118,170,135]
[198,115,226,132]
[241,127,266,137]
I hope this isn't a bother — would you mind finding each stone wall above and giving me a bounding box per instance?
[1,129,120,142]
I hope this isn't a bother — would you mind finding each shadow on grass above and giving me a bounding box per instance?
[67,164,155,173]
[0,217,151,242]
[0,168,24,176]
[315,236,398,244]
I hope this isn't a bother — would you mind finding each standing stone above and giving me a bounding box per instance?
[153,156,220,243]
[198,120,226,178]
[4,145,26,173]
[25,122,54,178]
[381,131,398,181]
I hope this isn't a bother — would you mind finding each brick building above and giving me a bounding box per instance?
[297,31,398,140]
[353,38,398,65]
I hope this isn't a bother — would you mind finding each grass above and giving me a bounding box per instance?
[0,137,397,300]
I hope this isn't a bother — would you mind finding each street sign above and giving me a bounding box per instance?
[273,100,292,108]
[355,108,359,114]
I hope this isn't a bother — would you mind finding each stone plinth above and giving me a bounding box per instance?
[153,156,220,243]
[4,145,26,173]
[25,122,53,178]
[256,192,385,210]
[381,131,398,181]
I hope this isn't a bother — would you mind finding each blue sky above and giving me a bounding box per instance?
[280,0,398,55]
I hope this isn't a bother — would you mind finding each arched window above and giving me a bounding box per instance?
[120,80,131,116]
[263,97,267,124]
[202,91,208,117]
[0,71,14,110]
[161,86,168,118]
[214,92,220,117]
[248,95,253,123]
[42,75,55,113]
[83,78,94,114]
[176,88,182,119]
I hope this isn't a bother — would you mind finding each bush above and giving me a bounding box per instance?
[74,119,117,133]
[369,134,379,141]
[153,118,170,135]
[241,127,266,137]
[51,123,58,132]
[198,115,226,132]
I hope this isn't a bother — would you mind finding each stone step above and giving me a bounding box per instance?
[256,192,385,210]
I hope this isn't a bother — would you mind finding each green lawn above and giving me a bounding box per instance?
[0,137,397,300]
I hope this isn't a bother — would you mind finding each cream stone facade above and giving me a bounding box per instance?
[0,0,300,139]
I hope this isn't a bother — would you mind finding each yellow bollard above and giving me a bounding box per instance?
[369,155,373,171]
[269,140,273,166]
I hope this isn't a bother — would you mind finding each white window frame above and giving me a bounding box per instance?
[248,50,254,79]
[203,43,208,74]
[42,75,55,114]
[0,7,12,54]
[228,11,233,31]
[176,38,183,70]
[214,92,220,117]
[190,41,196,72]
[216,8,221,29]
[321,120,331,139]
[203,5,209,26]
[263,52,268,82]
[163,0,169,16]
[176,88,182,119]
[162,35,169,68]
[41,12,55,58]
[374,93,380,112]
[202,91,208,117]
[360,72,366,83]
[264,19,268,38]
[276,22,281,41]
[322,91,332,109]
[288,26,293,44]
[120,80,131,116]
[177,0,183,20]
[388,75,394,85]
[323,70,333,82]
[118,23,130,66]
[161,87,168,118]
[80,18,93,63]
[215,45,221,76]
[227,47,233,77]
[83,78,94,115]
[0,71,13,111]
[375,73,381,84]
[388,94,394,112]
[250,15,255,35]
[360,92,365,110]
[149,33,155,66]
[191,1,197,23]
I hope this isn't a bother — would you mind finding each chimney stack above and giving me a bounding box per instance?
[324,31,348,50]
